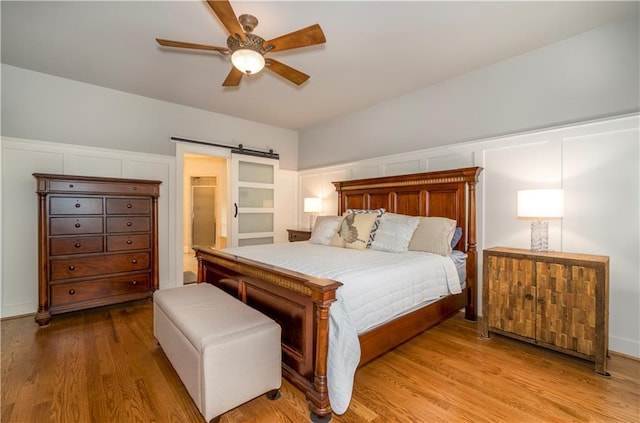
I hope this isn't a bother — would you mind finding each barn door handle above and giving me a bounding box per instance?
[234,203,238,218]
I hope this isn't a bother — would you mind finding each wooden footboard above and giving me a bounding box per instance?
[194,247,341,419]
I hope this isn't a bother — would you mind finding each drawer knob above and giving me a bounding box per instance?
[132,280,137,286]
[68,265,75,271]
[525,293,534,301]
[69,289,76,295]
[127,203,133,208]
[75,223,81,228]
[69,184,74,188]
[127,222,133,227]
[75,203,81,208]
[75,243,81,248]
[127,240,132,245]
[132,259,138,264]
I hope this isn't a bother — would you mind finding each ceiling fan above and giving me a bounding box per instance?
[156,0,326,87]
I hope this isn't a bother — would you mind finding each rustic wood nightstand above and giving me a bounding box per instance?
[287,228,312,242]
[481,247,610,376]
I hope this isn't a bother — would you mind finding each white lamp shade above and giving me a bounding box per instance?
[517,189,564,218]
[303,197,322,213]
[231,49,265,75]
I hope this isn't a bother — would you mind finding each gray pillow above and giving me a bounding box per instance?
[309,216,342,245]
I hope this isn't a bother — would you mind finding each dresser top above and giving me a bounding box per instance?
[33,173,162,185]
[484,246,609,264]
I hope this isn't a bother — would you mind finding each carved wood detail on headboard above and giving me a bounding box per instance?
[333,166,483,318]
[333,167,482,250]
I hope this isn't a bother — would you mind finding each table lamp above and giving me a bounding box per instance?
[303,197,321,229]
[517,189,563,252]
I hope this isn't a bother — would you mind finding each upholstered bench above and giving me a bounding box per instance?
[153,283,281,423]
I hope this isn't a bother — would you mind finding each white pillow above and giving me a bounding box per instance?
[370,213,420,253]
[408,217,457,256]
[309,216,341,245]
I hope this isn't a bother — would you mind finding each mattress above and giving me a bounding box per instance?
[221,242,464,414]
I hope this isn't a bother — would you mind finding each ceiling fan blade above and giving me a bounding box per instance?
[156,38,229,53]
[222,66,244,86]
[264,24,326,53]
[206,0,246,42]
[265,58,310,86]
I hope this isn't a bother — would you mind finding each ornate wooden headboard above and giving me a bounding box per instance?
[333,166,482,250]
[333,166,483,315]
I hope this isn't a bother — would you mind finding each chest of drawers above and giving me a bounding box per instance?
[34,174,161,325]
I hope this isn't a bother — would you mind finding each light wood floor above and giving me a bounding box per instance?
[2,299,638,423]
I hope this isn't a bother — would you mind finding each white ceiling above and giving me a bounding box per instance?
[2,1,637,131]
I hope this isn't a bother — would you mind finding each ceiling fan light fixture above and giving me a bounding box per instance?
[231,48,265,75]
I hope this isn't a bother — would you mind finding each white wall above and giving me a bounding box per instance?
[298,114,640,358]
[298,17,639,170]
[0,137,177,318]
[1,64,300,170]
[0,137,299,319]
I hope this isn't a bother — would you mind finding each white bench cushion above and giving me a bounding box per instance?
[153,283,281,421]
[154,283,275,354]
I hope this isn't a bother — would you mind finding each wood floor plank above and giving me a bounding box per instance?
[1,300,638,423]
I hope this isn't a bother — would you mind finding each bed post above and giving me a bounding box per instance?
[307,294,334,423]
[465,169,480,321]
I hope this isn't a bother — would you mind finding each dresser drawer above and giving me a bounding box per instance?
[107,234,150,251]
[106,216,150,233]
[50,217,103,235]
[50,197,103,215]
[50,252,150,280]
[106,198,150,215]
[50,236,104,256]
[51,273,151,306]
[49,180,158,196]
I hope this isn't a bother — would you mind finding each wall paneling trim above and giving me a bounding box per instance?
[298,114,639,358]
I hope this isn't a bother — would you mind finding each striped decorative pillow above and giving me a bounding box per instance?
[344,208,386,247]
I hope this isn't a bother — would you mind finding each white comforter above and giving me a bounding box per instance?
[222,242,461,414]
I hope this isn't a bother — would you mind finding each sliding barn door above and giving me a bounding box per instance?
[230,154,278,247]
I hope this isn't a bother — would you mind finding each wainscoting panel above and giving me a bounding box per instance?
[298,114,639,358]
[1,137,176,318]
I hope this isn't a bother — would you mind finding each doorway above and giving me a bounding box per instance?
[183,153,229,284]
[191,178,216,248]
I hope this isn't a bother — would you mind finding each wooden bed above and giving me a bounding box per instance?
[194,166,482,422]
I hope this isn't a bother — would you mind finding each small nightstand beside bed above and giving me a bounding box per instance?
[194,166,482,421]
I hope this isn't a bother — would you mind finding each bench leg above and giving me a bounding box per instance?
[265,389,281,400]
[310,411,332,423]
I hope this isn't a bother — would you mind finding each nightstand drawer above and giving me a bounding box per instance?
[287,229,312,242]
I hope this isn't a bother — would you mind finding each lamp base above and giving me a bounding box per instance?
[309,214,316,230]
[530,220,549,252]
